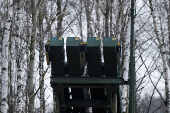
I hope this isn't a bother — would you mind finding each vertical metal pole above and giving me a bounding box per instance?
[129,0,135,113]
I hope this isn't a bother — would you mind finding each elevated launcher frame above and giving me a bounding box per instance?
[45,0,135,112]
[45,37,131,113]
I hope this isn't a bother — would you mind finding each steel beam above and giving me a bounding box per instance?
[129,0,136,112]
[51,76,128,85]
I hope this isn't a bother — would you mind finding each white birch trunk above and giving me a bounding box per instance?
[149,0,170,112]
[122,16,130,113]
[96,0,101,37]
[27,30,36,112]
[0,7,3,101]
[105,0,109,37]
[0,0,1,9]
[0,0,2,76]
[25,2,30,111]
[27,0,37,112]
[9,32,15,113]
[84,0,91,37]
[168,1,170,68]
[1,0,13,112]
[25,49,30,113]
[17,62,23,113]
[39,13,45,113]
[160,42,170,113]
[0,33,2,102]
[16,0,23,112]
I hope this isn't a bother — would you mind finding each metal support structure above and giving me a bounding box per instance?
[47,8,136,111]
[51,76,128,85]
[51,76,128,112]
[129,0,135,113]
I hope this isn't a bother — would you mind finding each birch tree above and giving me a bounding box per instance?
[164,0,170,67]
[8,22,15,113]
[149,0,170,112]
[84,0,92,37]
[0,0,3,78]
[122,15,130,113]
[110,0,113,37]
[56,0,68,36]
[27,0,37,112]
[15,0,24,112]
[110,1,131,112]
[38,1,45,112]
[24,1,31,112]
[95,0,101,37]
[104,0,109,37]
[1,0,13,112]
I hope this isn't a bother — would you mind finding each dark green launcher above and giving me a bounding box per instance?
[49,37,65,76]
[86,37,102,75]
[103,37,118,76]
[66,37,84,75]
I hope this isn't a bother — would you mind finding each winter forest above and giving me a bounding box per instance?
[0,0,170,113]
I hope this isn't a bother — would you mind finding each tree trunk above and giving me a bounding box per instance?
[0,0,2,97]
[39,6,45,113]
[115,0,122,38]
[122,16,130,113]
[16,0,23,112]
[105,0,109,37]
[110,0,113,37]
[1,0,13,112]
[27,0,37,112]
[168,1,170,67]
[56,0,68,36]
[8,31,13,113]
[0,34,2,103]
[79,0,83,41]
[96,0,100,37]
[84,0,91,37]
[39,39,45,113]
[57,0,62,36]
[149,0,170,112]
[25,0,30,111]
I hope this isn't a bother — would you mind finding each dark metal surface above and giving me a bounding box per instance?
[103,37,117,47]
[50,37,63,46]
[51,76,128,85]
[66,37,83,75]
[86,37,100,47]
[49,37,66,76]
[103,47,117,76]
[86,37,103,75]
[129,0,136,112]
[51,76,126,112]
[66,99,106,107]
[47,36,130,113]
